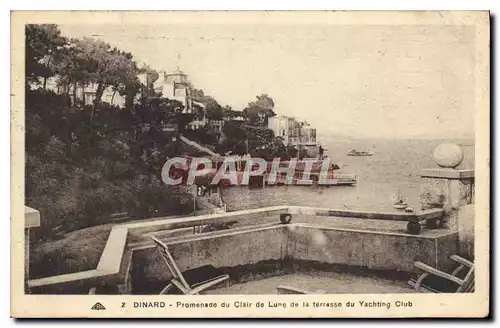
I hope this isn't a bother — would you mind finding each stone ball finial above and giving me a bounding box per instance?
[433,142,464,169]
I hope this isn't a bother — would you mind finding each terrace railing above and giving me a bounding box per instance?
[26,204,446,294]
[288,206,444,235]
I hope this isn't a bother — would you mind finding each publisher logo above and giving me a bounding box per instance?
[91,302,106,311]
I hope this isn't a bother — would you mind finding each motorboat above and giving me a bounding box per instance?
[346,149,373,156]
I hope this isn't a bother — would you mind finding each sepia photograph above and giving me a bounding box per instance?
[11,11,490,318]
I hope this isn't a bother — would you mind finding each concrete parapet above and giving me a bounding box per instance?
[27,207,288,294]
[420,169,474,180]
[25,206,41,228]
[130,224,287,292]
[419,142,474,261]
[27,204,457,294]
[128,223,458,293]
[126,206,288,236]
[420,169,474,231]
[289,206,444,234]
[287,224,458,272]
[457,204,475,259]
[28,226,129,294]
[25,206,40,293]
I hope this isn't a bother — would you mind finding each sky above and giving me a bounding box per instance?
[59,23,476,139]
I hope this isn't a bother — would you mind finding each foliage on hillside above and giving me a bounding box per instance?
[25,25,194,242]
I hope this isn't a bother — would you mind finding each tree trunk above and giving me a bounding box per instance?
[91,83,105,122]
[111,89,117,105]
[125,87,135,110]
[72,82,77,106]
[42,56,51,90]
[81,83,86,105]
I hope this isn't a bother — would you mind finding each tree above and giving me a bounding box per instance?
[136,64,159,100]
[24,27,197,242]
[270,137,289,159]
[206,102,224,120]
[118,77,141,110]
[255,94,275,109]
[69,38,139,118]
[25,24,68,87]
[191,89,224,120]
[243,94,276,125]
[136,96,193,134]
[223,120,247,140]
[139,63,159,85]
[54,39,87,98]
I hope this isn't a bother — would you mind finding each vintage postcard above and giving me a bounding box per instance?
[11,11,490,318]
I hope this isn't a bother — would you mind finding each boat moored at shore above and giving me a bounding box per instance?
[164,156,357,187]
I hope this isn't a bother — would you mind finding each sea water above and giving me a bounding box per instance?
[221,138,475,212]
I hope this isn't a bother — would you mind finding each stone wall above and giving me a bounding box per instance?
[129,223,458,293]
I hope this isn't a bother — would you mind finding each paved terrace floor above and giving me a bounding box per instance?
[207,273,415,294]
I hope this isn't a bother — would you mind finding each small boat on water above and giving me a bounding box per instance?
[393,190,408,210]
[346,149,373,156]
[393,199,408,210]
